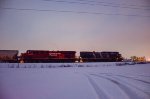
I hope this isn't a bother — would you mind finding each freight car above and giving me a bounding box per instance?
[0,50,18,63]
[20,50,76,63]
[80,51,123,62]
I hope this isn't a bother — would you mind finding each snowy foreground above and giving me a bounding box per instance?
[0,63,150,99]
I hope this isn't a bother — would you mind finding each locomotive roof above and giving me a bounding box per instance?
[49,51,76,53]
[80,51,119,53]
[27,50,76,53]
[101,51,119,53]
[27,50,49,52]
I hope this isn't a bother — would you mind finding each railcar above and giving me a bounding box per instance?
[0,50,18,63]
[20,50,76,63]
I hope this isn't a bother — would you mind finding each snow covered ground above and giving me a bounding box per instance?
[0,63,150,99]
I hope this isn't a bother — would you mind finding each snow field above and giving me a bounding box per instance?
[0,63,150,99]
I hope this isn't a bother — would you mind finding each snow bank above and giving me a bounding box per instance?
[0,62,137,68]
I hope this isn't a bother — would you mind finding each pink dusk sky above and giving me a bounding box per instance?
[0,0,150,58]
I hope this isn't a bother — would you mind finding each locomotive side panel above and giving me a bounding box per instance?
[20,50,50,63]
[21,50,76,63]
[80,52,98,62]
[55,51,76,62]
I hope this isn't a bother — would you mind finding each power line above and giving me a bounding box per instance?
[44,0,150,10]
[0,7,150,18]
[76,0,150,8]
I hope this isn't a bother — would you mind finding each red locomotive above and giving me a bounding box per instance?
[20,50,76,63]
